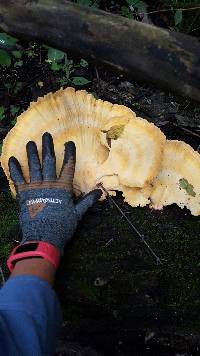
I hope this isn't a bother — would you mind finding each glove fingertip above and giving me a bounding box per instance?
[75,189,102,219]
[8,156,25,185]
[63,141,76,165]
[8,156,20,175]
[90,188,103,201]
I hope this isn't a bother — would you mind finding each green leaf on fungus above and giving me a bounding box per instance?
[179,178,196,197]
[107,125,125,140]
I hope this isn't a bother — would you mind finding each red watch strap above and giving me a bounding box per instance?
[7,241,60,272]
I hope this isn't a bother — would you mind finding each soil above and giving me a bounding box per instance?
[0,41,200,356]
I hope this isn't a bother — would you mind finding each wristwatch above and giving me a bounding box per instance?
[7,241,60,272]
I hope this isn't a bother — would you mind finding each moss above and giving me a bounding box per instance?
[55,199,200,336]
[0,191,18,279]
[74,281,101,302]
[0,191,18,252]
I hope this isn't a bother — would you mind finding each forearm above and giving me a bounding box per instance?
[0,254,61,355]
[11,257,57,286]
[0,272,62,355]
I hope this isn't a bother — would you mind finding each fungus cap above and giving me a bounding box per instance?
[150,140,200,216]
[100,117,166,188]
[1,87,135,196]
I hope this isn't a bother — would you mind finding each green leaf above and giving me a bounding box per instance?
[4,82,12,90]
[58,78,70,86]
[27,50,35,58]
[0,142,3,155]
[174,9,183,26]
[51,62,62,71]
[11,118,17,126]
[179,178,196,197]
[47,47,65,62]
[106,125,125,140]
[71,76,91,86]
[0,33,18,47]
[10,105,20,116]
[80,58,88,67]
[13,81,23,95]
[126,0,146,10]
[62,67,71,79]
[121,6,134,19]
[14,60,23,67]
[0,106,5,121]
[62,59,74,76]
[0,49,11,67]
[12,50,22,59]
[92,0,99,7]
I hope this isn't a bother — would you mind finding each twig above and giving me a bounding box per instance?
[39,44,42,65]
[140,6,200,16]
[190,26,200,33]
[105,238,114,247]
[94,66,101,94]
[99,184,162,265]
[184,10,199,34]
[173,123,200,139]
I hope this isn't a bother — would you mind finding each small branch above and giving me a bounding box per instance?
[141,6,200,16]
[190,26,200,34]
[94,66,101,94]
[173,123,200,139]
[99,184,162,265]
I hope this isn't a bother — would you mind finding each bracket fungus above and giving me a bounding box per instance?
[1,87,200,215]
[150,140,200,216]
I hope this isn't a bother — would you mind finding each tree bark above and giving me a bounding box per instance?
[0,0,200,102]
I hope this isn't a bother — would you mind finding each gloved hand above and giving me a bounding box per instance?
[8,132,102,255]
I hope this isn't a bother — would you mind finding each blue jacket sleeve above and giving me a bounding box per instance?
[0,275,62,356]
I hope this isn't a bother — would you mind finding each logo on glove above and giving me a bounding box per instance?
[27,198,62,205]
[27,198,62,218]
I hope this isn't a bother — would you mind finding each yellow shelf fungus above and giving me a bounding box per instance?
[150,140,200,216]
[1,87,200,216]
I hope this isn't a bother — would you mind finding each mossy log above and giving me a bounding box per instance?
[0,0,200,103]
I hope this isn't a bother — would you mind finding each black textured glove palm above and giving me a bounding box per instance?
[8,133,102,254]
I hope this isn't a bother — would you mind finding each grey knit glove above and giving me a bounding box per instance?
[8,132,102,254]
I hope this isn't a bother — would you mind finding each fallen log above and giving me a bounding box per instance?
[0,0,200,102]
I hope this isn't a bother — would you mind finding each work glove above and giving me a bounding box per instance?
[8,132,102,254]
